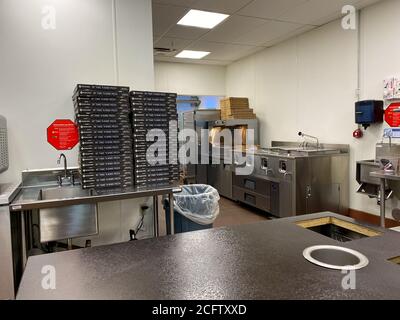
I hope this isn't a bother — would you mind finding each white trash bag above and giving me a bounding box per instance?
[173,184,220,225]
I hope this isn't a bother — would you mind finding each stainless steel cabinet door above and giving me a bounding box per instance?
[306,183,340,214]
[208,164,233,199]
[0,206,14,299]
[278,180,293,217]
[306,157,340,214]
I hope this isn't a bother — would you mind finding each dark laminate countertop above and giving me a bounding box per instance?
[17,212,400,300]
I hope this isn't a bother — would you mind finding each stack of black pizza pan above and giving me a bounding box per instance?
[73,84,133,189]
[130,91,179,187]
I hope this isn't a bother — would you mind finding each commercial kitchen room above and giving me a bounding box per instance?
[1,0,400,305]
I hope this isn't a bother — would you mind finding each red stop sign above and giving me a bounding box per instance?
[385,103,400,127]
[47,119,79,150]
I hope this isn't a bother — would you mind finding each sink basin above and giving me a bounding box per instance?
[303,245,369,270]
[38,186,98,243]
[262,147,339,156]
[39,186,93,201]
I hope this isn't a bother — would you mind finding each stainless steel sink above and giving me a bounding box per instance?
[39,186,93,201]
[38,186,98,243]
[265,147,338,156]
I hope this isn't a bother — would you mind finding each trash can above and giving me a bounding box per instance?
[164,184,220,234]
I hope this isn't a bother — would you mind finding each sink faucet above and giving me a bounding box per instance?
[298,132,319,149]
[57,154,68,178]
[57,153,72,186]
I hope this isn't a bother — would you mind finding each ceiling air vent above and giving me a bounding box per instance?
[154,47,177,57]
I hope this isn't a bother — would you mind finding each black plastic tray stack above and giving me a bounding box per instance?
[130,91,179,187]
[73,84,133,189]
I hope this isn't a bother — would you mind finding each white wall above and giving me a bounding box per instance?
[226,0,400,219]
[0,0,154,181]
[115,0,154,90]
[354,0,400,215]
[155,61,226,96]
[0,0,155,245]
[360,0,400,100]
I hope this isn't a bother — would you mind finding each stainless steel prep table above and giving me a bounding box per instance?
[11,183,181,238]
[11,183,180,214]
[16,212,400,300]
[9,179,181,298]
[370,170,400,228]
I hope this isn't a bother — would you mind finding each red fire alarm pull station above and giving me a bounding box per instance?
[47,119,79,150]
[353,128,363,139]
[385,103,400,127]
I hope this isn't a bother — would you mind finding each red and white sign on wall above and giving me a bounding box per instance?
[47,119,79,150]
[385,103,400,127]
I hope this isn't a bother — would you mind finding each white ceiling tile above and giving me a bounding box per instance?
[152,3,188,36]
[191,0,254,14]
[310,11,345,27]
[234,20,303,46]
[262,24,315,47]
[153,34,163,43]
[310,0,382,26]
[279,0,357,25]
[186,40,260,61]
[165,24,210,39]
[185,40,225,53]
[152,0,384,65]
[278,0,382,26]
[201,15,267,44]
[237,0,309,20]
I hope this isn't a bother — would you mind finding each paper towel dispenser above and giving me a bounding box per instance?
[355,100,384,129]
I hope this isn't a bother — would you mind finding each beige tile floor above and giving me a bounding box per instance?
[214,197,270,228]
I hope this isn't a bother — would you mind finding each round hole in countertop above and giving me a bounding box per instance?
[303,245,369,270]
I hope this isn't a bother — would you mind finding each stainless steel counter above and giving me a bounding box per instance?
[10,183,180,212]
[10,181,181,258]
[237,142,349,218]
[207,145,348,160]
[5,167,182,299]
[0,182,20,205]
[370,170,400,181]
[370,170,400,228]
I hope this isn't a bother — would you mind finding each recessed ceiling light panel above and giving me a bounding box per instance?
[175,50,210,59]
[177,9,229,29]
